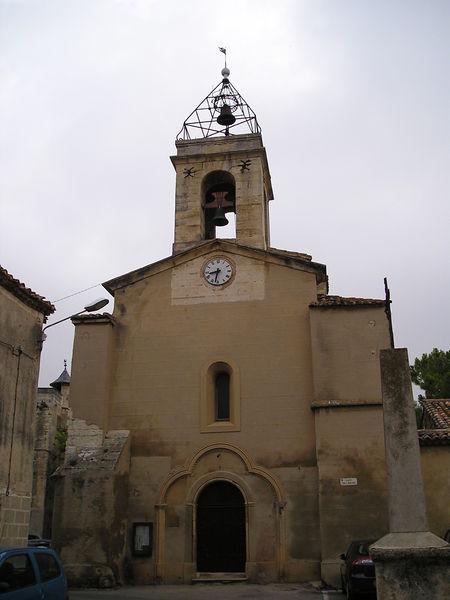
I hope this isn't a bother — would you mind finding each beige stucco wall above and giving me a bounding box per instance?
[66,247,395,586]
[310,305,391,585]
[69,253,322,582]
[65,258,396,586]
[314,406,389,586]
[0,286,45,546]
[70,318,114,430]
[110,257,317,466]
[420,446,450,539]
[310,305,391,404]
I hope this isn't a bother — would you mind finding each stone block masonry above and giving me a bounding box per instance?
[0,492,31,547]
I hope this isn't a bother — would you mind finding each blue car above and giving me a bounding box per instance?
[0,546,68,599]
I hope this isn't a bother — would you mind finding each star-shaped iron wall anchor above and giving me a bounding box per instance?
[183,167,195,178]
[239,159,251,172]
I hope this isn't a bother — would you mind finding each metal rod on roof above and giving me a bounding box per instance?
[384,277,395,349]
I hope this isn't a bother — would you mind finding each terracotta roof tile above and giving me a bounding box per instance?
[268,247,312,262]
[420,399,450,429]
[0,265,55,315]
[418,429,450,446]
[71,313,115,325]
[310,294,385,308]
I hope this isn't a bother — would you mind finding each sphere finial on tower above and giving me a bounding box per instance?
[219,47,230,80]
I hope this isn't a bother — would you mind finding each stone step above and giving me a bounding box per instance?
[193,572,248,583]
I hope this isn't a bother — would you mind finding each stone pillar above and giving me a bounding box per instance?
[370,348,450,599]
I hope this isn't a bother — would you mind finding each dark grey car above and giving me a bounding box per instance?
[340,540,377,599]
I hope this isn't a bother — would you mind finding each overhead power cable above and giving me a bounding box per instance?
[52,283,102,303]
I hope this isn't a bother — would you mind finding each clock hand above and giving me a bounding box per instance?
[214,268,221,282]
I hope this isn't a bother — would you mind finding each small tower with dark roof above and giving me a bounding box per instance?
[50,360,71,408]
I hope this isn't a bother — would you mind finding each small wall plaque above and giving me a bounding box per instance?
[340,477,358,486]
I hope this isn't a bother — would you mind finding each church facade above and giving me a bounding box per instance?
[53,72,392,586]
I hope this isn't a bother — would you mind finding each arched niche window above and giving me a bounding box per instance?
[202,171,236,241]
[215,372,230,421]
[200,360,240,433]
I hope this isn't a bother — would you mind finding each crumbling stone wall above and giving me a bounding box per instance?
[52,419,130,587]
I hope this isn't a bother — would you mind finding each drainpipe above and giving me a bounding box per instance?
[6,346,23,497]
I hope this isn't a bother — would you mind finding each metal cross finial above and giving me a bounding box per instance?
[64,359,67,369]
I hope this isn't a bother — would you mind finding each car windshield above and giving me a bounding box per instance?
[356,541,374,555]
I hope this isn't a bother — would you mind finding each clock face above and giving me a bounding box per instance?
[203,257,233,286]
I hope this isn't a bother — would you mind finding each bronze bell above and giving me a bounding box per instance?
[211,207,229,227]
[217,104,236,127]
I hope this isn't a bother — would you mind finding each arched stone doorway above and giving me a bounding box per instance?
[155,443,286,583]
[196,481,246,573]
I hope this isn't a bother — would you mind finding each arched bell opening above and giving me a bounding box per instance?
[202,171,236,241]
[196,480,246,573]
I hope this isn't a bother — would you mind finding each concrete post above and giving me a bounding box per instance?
[380,348,428,533]
[370,348,450,599]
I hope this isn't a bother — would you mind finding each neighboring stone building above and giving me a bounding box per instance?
[418,399,450,540]
[52,69,434,587]
[30,364,71,539]
[0,266,54,547]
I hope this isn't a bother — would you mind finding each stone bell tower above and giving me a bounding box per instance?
[171,67,273,254]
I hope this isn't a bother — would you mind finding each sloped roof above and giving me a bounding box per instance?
[50,366,71,390]
[103,239,327,295]
[420,399,450,429]
[418,399,450,446]
[268,246,312,261]
[310,294,385,308]
[71,313,115,325]
[418,429,450,446]
[0,265,55,316]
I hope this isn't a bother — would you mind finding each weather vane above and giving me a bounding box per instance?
[219,46,227,69]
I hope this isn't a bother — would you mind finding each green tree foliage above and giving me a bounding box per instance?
[410,348,450,399]
[414,404,423,427]
[54,427,68,454]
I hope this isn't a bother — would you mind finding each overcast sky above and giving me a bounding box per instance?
[1,0,449,392]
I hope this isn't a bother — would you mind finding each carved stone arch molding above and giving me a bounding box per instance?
[155,443,287,583]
